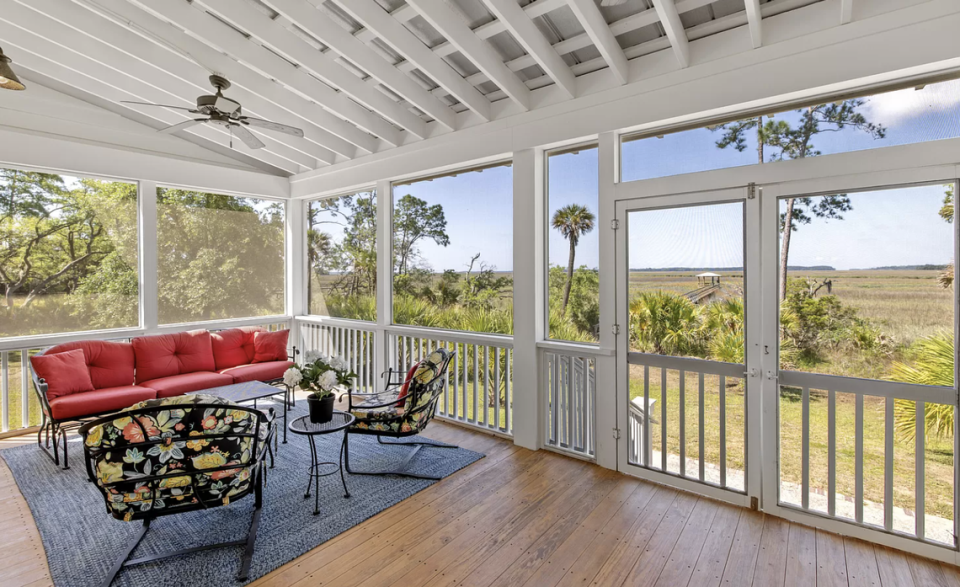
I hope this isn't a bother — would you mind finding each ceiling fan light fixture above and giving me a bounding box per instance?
[0,46,26,91]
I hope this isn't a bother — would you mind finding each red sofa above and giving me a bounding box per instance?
[30,326,294,469]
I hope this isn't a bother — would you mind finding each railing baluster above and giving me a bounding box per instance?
[567,356,575,447]
[884,397,894,532]
[644,365,651,467]
[916,400,925,540]
[505,349,512,435]
[551,354,559,445]
[698,371,705,482]
[720,375,727,488]
[21,350,29,428]
[1,351,8,433]
[661,367,667,472]
[494,347,501,432]
[472,344,479,425]
[802,386,810,510]
[828,389,836,517]
[462,343,468,422]
[855,393,864,524]
[453,344,460,420]
[679,370,685,478]
[483,346,491,428]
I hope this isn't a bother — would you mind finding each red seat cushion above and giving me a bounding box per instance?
[211,327,262,371]
[45,340,135,390]
[48,385,156,420]
[396,364,420,408]
[133,330,216,384]
[30,349,95,400]
[220,360,294,384]
[252,330,289,363]
[139,371,234,398]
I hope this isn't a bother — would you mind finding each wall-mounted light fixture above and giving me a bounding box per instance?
[0,47,26,91]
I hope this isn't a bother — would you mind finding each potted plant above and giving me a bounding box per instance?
[283,351,356,423]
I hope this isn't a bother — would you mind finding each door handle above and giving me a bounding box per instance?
[743,368,759,378]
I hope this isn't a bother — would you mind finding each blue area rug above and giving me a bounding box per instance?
[1,401,483,587]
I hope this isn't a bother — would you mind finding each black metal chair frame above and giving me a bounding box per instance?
[31,343,298,470]
[342,351,458,481]
[78,401,275,586]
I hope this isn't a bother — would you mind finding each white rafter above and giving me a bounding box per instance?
[841,0,854,24]
[566,0,629,85]
[0,18,302,175]
[480,0,576,99]
[651,0,691,68]
[20,0,339,167]
[85,0,376,155]
[406,0,531,111]
[130,0,412,144]
[331,0,491,121]
[745,0,762,48]
[261,0,456,131]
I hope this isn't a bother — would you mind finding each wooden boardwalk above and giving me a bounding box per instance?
[1,422,959,587]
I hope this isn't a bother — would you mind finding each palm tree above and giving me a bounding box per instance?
[629,291,703,356]
[890,331,954,442]
[552,204,595,316]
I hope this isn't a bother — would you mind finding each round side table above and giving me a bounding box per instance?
[288,411,355,515]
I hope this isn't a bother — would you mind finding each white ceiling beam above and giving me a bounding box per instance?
[329,0,490,122]
[745,0,763,48]
[189,0,426,140]
[85,0,375,155]
[129,0,409,145]
[841,0,854,24]
[406,0,531,111]
[20,0,338,167]
[480,0,576,99]
[0,22,301,175]
[651,0,691,68]
[566,0,629,85]
[261,0,457,131]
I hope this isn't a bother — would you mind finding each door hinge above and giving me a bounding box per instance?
[611,323,621,335]
[610,218,620,230]
[747,183,758,199]
[613,428,621,440]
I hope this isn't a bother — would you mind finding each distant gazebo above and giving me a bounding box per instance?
[697,272,721,286]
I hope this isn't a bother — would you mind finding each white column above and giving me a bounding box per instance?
[512,148,544,451]
[595,132,619,470]
[285,197,306,348]
[375,178,393,380]
[139,180,159,333]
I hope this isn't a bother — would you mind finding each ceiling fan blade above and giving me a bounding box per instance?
[239,116,305,138]
[231,124,266,149]
[121,100,199,113]
[158,118,207,134]
[600,0,629,5]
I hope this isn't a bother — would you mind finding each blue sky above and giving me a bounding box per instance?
[312,79,960,273]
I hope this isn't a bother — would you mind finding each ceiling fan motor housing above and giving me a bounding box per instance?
[196,94,241,117]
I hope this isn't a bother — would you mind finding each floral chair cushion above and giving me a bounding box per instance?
[82,394,268,521]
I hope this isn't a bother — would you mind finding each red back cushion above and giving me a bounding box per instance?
[31,349,95,400]
[46,340,135,390]
[252,330,289,363]
[211,327,262,370]
[395,364,420,408]
[133,330,216,384]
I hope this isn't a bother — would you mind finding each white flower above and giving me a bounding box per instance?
[283,368,302,388]
[304,350,321,364]
[318,370,339,391]
[330,357,347,371]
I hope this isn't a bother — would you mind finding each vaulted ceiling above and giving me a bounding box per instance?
[0,0,828,176]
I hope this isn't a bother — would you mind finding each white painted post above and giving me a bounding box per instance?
[286,198,306,319]
[139,180,159,332]
[595,132,618,470]
[512,148,543,451]
[375,178,393,382]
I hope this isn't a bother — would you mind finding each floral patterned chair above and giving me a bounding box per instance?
[78,394,275,586]
[342,348,456,480]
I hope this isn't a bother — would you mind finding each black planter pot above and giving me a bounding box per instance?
[308,395,335,424]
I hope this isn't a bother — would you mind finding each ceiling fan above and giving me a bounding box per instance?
[600,0,632,5]
[121,74,304,149]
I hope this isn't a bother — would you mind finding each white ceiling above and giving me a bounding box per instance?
[0,0,827,177]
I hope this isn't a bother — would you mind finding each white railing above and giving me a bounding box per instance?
[0,317,291,435]
[387,327,513,437]
[778,369,957,547]
[297,320,377,394]
[627,353,746,494]
[543,350,596,459]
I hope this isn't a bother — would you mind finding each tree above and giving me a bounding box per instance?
[713,100,886,298]
[393,194,449,275]
[551,204,595,316]
[938,184,954,289]
[891,332,954,442]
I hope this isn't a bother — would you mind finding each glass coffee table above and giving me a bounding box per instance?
[190,380,293,443]
[288,412,354,516]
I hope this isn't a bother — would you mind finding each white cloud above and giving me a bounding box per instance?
[862,80,960,125]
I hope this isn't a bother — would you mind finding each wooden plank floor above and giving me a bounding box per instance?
[2,422,959,587]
